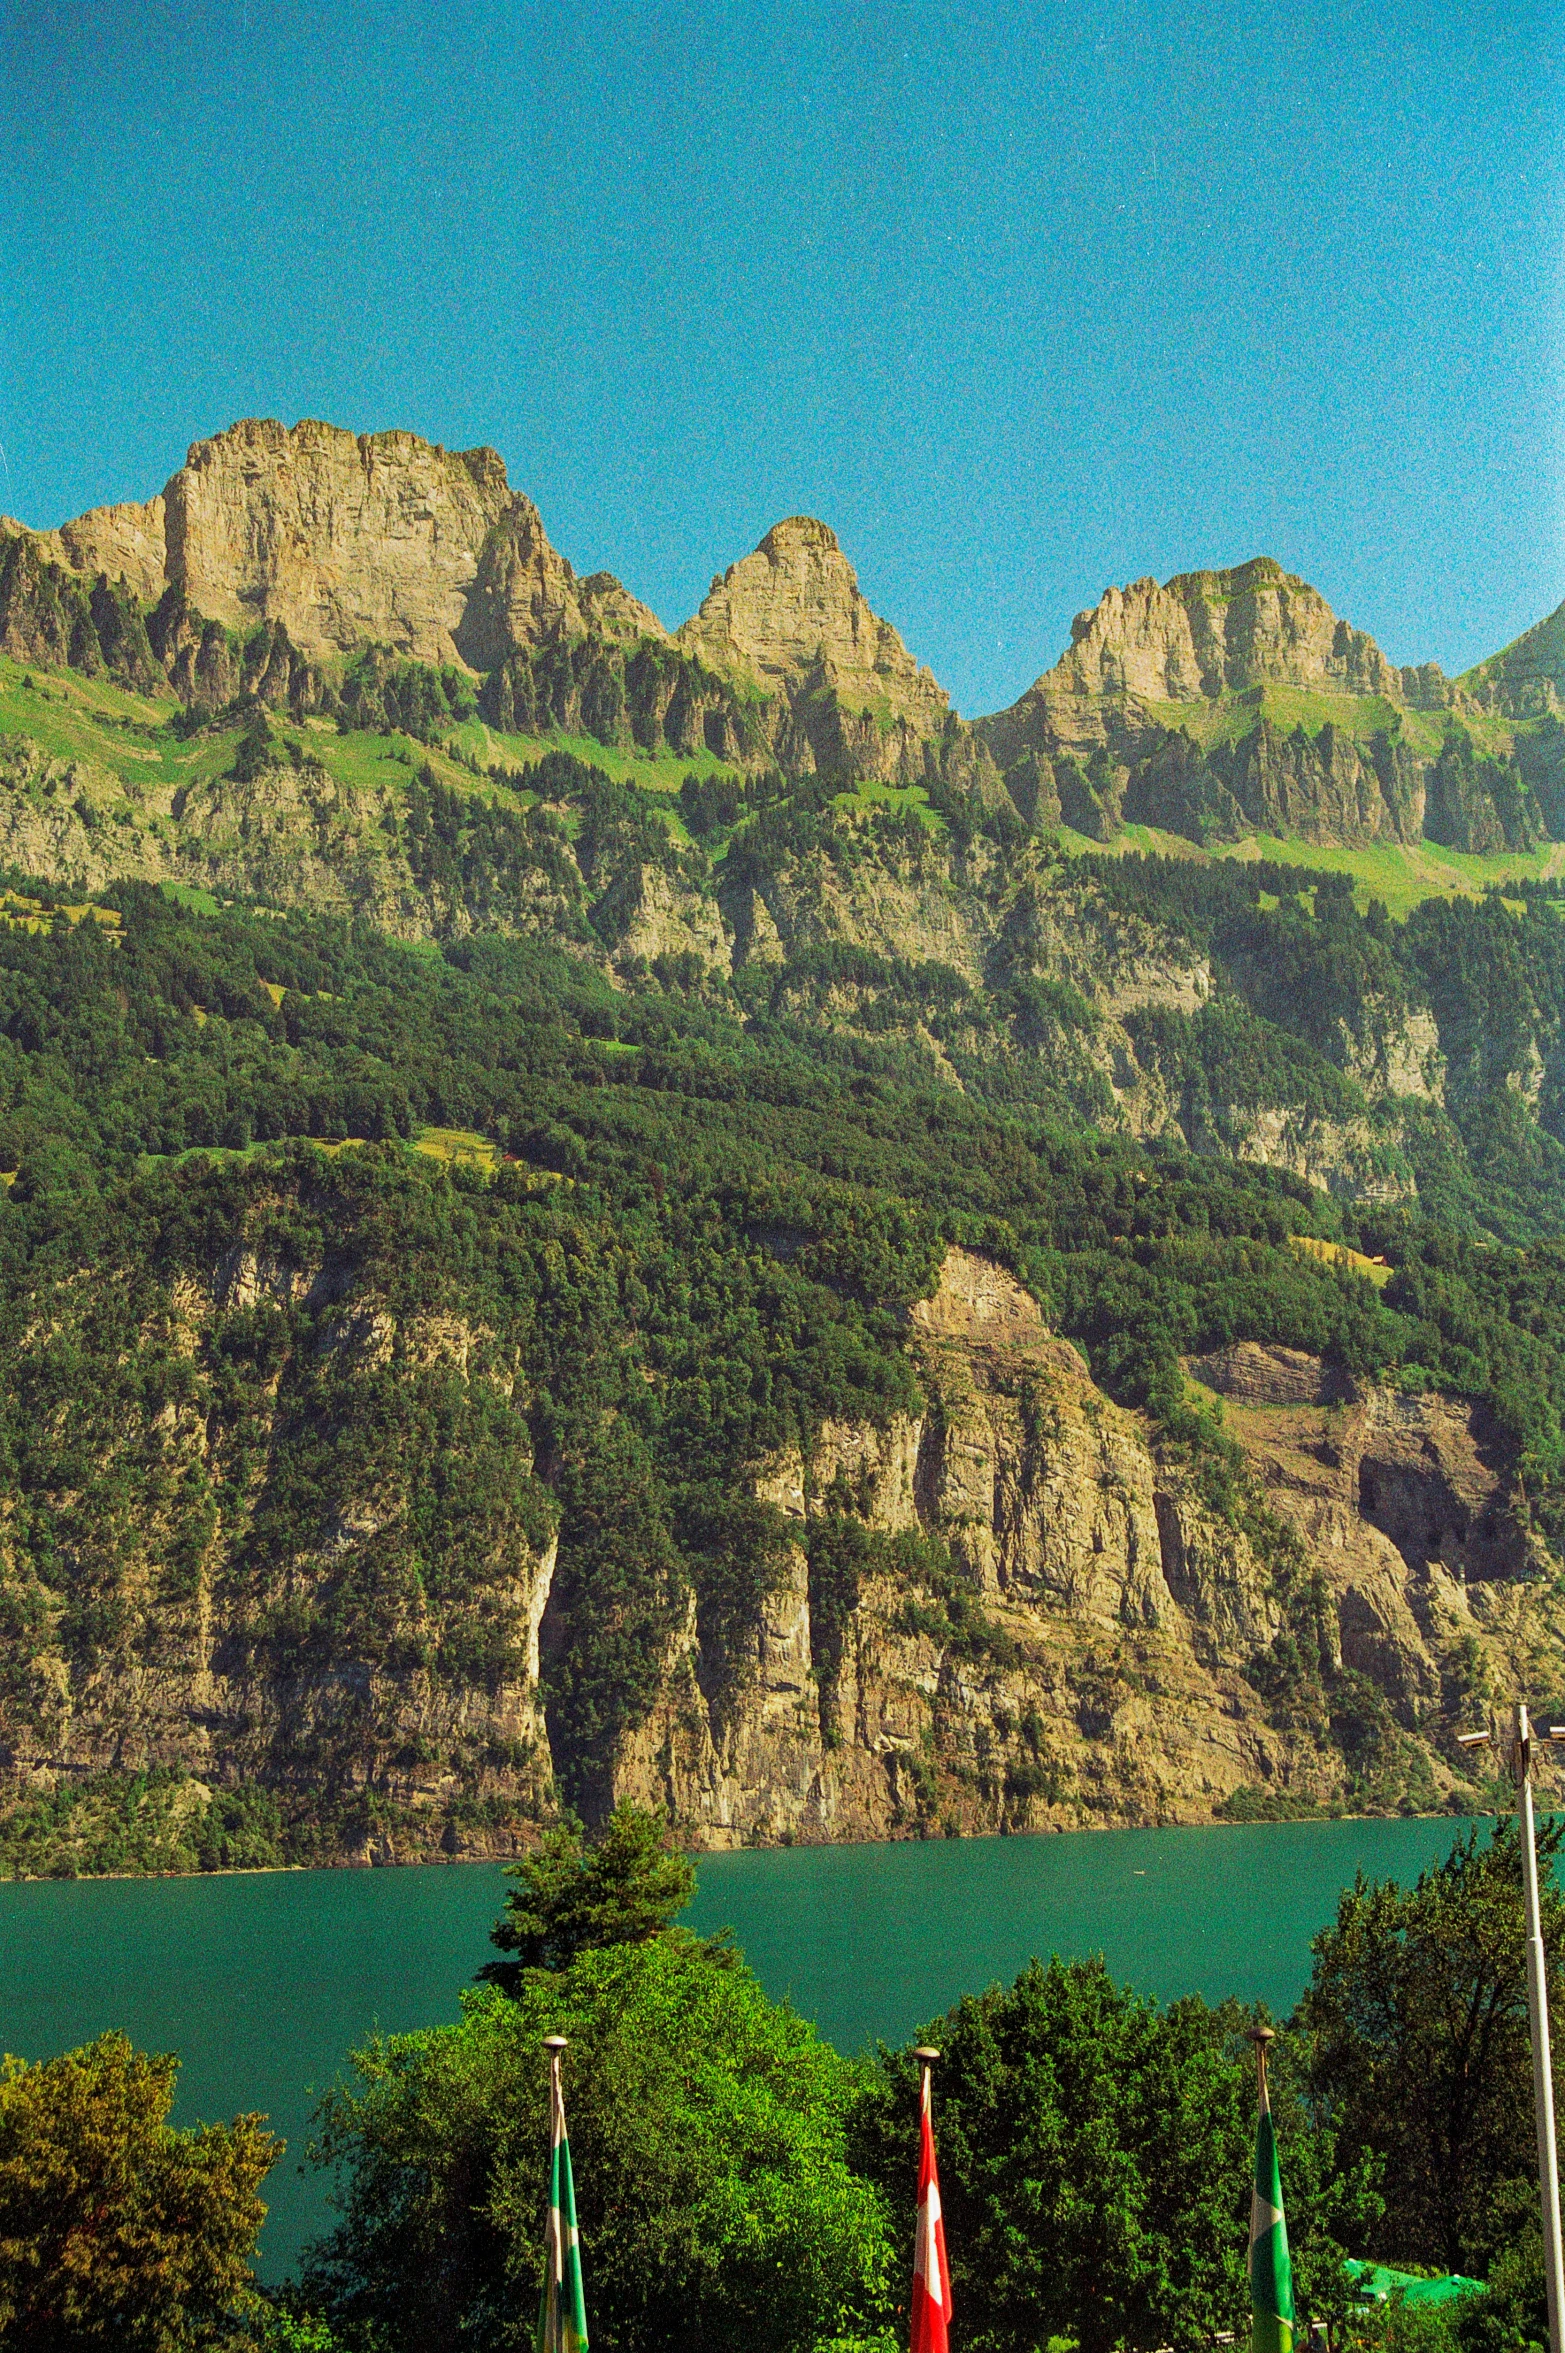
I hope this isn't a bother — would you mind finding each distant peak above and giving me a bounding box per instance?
[1159,554,1296,600]
[756,516,843,559]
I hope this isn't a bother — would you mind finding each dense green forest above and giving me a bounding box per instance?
[3,810,1565,1853]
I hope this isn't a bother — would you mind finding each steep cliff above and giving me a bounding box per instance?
[677,516,974,784]
[1461,597,1565,719]
[8,418,660,674]
[7,421,1557,852]
[616,1250,1541,1838]
[10,1212,1523,1866]
[975,557,1544,854]
[1033,558,1406,707]
[0,853,1558,1872]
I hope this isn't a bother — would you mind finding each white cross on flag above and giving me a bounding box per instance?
[910,2061,953,2353]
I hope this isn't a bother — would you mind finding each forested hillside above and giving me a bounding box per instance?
[2,419,1565,1867]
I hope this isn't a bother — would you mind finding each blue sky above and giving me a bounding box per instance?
[3,0,1560,714]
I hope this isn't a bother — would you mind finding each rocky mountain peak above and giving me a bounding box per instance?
[1460,595,1565,719]
[1046,555,1403,705]
[21,417,661,672]
[677,514,948,727]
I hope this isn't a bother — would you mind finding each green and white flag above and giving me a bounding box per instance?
[538,2045,588,2353]
[1249,2056,1294,2353]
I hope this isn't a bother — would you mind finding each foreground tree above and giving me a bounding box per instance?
[479,1801,696,1990]
[847,1958,1381,2353]
[0,2030,279,2350]
[1300,1820,1565,2279]
[304,1933,894,2353]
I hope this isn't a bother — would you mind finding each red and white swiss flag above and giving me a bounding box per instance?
[910,2063,953,2353]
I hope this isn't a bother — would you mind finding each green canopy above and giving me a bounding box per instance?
[1344,2259,1487,2308]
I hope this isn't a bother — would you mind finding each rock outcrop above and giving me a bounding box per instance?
[1461,597,1565,719]
[1035,557,1404,708]
[12,417,661,672]
[973,557,1531,850]
[1187,1342,1553,1718]
[610,1250,1542,1844]
[677,516,977,784]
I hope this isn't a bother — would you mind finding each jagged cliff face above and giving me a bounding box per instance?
[976,557,1505,850]
[1185,1342,1556,1716]
[8,418,1557,845]
[677,516,959,782]
[10,424,984,786]
[614,1252,1553,1841]
[12,418,661,672]
[1461,598,1565,719]
[13,1219,1545,1859]
[1042,558,1405,706]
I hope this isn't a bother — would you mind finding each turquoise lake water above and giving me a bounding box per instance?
[0,1814,1478,2280]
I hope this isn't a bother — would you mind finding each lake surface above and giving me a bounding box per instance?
[0,1814,1478,2280]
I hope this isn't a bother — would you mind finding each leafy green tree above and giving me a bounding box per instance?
[1299,1821,1565,2278]
[848,1958,1250,2353]
[847,1959,1380,2353]
[0,2029,279,2349]
[303,1936,894,2353]
[480,1802,696,1989]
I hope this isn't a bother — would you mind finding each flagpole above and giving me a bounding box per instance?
[539,2034,588,2353]
[1246,2024,1294,2353]
[910,2045,951,2353]
[1459,1702,1565,2353]
[1248,2022,1274,2097]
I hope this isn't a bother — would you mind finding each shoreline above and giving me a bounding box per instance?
[0,1799,1504,1889]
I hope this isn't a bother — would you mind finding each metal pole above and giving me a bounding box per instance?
[1515,1704,1565,2353]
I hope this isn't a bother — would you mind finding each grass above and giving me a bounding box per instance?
[446,717,739,799]
[0,888,123,935]
[1214,832,1565,919]
[1133,682,1513,761]
[408,1126,504,1173]
[3,650,1556,930]
[1060,820,1565,920]
[1290,1233,1393,1289]
[831,779,945,833]
[138,1125,503,1176]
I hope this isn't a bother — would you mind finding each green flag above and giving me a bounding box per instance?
[538,2047,589,2353]
[1249,2059,1294,2353]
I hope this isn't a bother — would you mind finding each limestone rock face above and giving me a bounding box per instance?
[680,517,945,716]
[1043,557,1403,706]
[454,505,667,673]
[31,497,169,604]
[25,417,660,671]
[1460,597,1565,719]
[611,1250,1309,1844]
[677,516,963,783]
[975,557,1466,849]
[610,1262,1565,1847]
[1187,1342,1551,1714]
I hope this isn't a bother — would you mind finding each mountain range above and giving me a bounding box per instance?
[7,416,1563,848]
[1,416,1564,1873]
